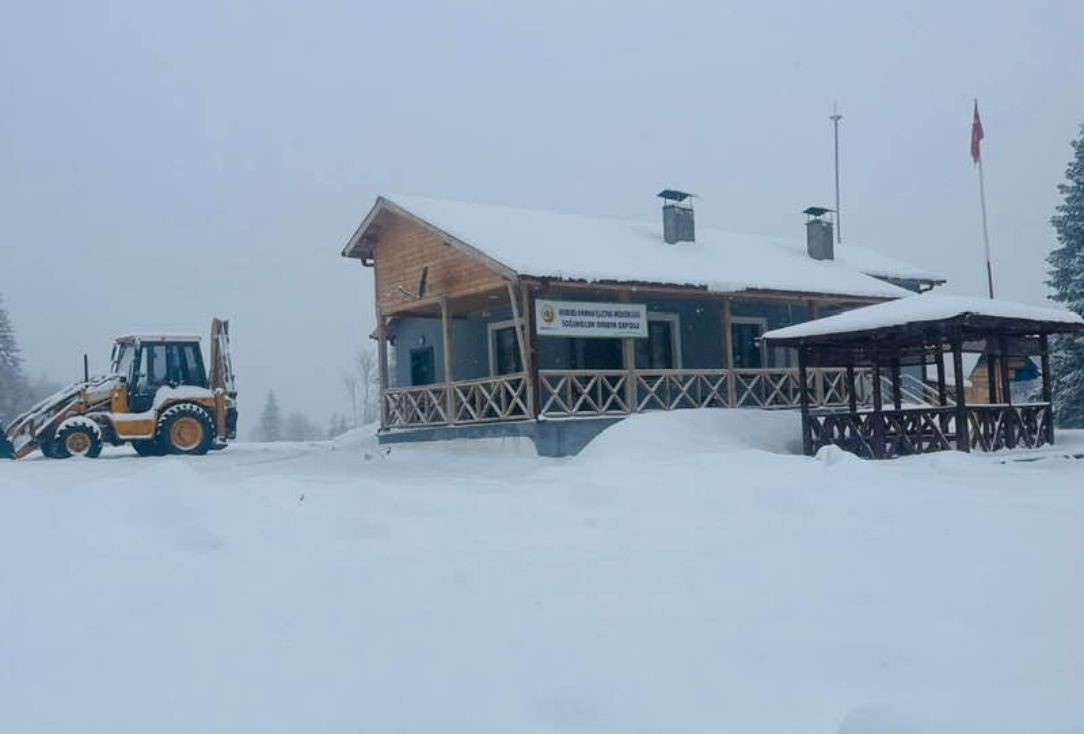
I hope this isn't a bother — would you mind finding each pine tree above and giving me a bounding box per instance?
[257,390,282,442]
[0,293,29,425]
[1047,124,1084,427]
[285,411,317,442]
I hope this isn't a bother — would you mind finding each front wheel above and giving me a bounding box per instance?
[156,404,215,456]
[52,422,103,459]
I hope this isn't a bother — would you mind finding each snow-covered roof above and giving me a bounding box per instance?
[115,334,201,343]
[350,195,944,301]
[763,293,1084,342]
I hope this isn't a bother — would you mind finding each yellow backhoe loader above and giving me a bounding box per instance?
[1,319,237,460]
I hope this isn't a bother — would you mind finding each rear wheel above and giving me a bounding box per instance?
[156,404,215,456]
[52,423,103,459]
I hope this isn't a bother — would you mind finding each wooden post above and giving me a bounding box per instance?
[935,344,947,406]
[440,297,454,424]
[618,291,637,413]
[846,360,857,413]
[525,285,542,418]
[986,351,999,404]
[376,312,390,430]
[622,337,637,413]
[871,359,885,459]
[1039,333,1053,403]
[952,335,970,452]
[809,300,823,405]
[505,281,534,418]
[999,334,1015,448]
[722,297,736,407]
[1040,332,1054,445]
[891,354,902,410]
[998,335,1012,406]
[797,346,812,455]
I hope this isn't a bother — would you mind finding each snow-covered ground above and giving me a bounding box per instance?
[2,411,1083,733]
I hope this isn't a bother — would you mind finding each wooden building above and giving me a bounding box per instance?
[341,193,944,454]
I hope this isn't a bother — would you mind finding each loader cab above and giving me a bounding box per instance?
[112,336,208,413]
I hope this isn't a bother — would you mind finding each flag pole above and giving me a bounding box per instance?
[973,98,994,298]
[977,155,994,298]
[830,101,842,244]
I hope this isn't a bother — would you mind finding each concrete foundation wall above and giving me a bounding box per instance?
[378,417,624,457]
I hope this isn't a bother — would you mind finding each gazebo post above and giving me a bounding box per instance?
[952,334,970,452]
[935,343,947,406]
[999,334,1015,448]
[846,360,857,413]
[890,352,902,410]
[871,357,885,459]
[1040,332,1054,445]
[998,335,1013,406]
[986,348,998,404]
[797,346,813,456]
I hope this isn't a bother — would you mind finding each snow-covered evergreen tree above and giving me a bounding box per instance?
[257,390,282,442]
[285,411,317,442]
[0,294,29,425]
[1047,124,1084,427]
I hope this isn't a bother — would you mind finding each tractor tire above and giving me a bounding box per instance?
[132,440,167,457]
[156,404,215,456]
[40,437,61,459]
[52,423,103,459]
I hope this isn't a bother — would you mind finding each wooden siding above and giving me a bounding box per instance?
[374,214,509,314]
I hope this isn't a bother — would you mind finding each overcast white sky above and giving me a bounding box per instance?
[2,0,1083,431]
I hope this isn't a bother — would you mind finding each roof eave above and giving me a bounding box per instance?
[342,196,520,281]
[341,196,389,260]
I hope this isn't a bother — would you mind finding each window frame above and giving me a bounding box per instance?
[642,311,682,370]
[487,318,525,377]
[730,315,768,369]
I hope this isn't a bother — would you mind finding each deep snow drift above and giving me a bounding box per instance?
[1,411,1082,733]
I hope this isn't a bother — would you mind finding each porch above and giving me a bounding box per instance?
[382,366,864,427]
[375,280,889,430]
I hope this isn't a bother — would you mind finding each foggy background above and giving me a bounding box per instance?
[3,0,1083,433]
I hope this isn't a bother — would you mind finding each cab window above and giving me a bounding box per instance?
[136,344,170,388]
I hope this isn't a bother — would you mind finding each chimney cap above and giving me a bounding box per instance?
[658,189,694,203]
[803,206,834,219]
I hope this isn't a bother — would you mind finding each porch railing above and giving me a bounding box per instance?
[537,367,859,418]
[384,367,867,428]
[383,374,529,429]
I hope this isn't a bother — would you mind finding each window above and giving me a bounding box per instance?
[488,321,523,376]
[410,347,435,386]
[169,343,206,386]
[635,314,681,369]
[731,318,766,369]
[573,338,623,370]
[112,343,135,379]
[136,344,170,388]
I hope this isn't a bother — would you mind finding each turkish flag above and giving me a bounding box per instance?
[970,101,984,164]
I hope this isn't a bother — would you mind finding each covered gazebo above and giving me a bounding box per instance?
[762,295,1083,458]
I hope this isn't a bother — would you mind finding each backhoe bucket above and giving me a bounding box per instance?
[0,430,14,459]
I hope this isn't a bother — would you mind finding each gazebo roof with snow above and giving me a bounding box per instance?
[763,293,1083,349]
